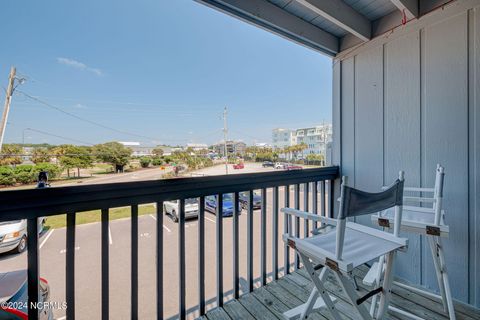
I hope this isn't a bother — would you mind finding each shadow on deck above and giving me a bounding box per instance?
[201,266,480,320]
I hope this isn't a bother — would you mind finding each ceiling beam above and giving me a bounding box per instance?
[296,0,371,42]
[195,0,339,56]
[390,0,419,19]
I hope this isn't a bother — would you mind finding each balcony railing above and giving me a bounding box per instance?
[0,166,339,320]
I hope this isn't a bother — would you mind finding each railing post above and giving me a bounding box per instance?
[261,188,267,286]
[272,186,279,280]
[283,185,290,275]
[233,192,240,299]
[66,212,76,319]
[156,201,164,320]
[328,179,335,218]
[247,190,254,292]
[303,183,309,237]
[294,184,300,270]
[312,181,318,229]
[27,218,39,320]
[101,209,109,320]
[198,197,205,315]
[320,181,326,225]
[178,199,186,320]
[216,194,224,307]
[131,205,138,319]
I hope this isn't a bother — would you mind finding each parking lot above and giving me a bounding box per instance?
[0,163,325,320]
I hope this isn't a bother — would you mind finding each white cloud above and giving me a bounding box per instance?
[73,103,87,109]
[56,57,104,76]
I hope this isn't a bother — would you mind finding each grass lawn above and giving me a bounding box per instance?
[45,204,157,229]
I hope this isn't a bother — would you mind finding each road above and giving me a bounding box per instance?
[0,163,326,319]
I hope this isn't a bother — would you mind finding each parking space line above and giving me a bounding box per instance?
[205,216,216,224]
[39,229,54,249]
[109,226,113,245]
[150,214,171,233]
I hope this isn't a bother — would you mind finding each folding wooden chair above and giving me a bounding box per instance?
[282,172,407,320]
[366,164,455,320]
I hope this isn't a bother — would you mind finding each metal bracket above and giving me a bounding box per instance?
[287,239,296,249]
[325,258,339,272]
[426,225,440,236]
[378,218,390,228]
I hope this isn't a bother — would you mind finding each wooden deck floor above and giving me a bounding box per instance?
[202,266,480,320]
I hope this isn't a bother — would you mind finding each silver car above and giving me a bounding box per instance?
[0,218,45,254]
[163,199,199,222]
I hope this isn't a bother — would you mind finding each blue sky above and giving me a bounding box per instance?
[0,0,332,146]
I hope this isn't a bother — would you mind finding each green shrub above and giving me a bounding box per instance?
[0,166,15,186]
[13,165,36,183]
[139,157,151,168]
[33,163,62,179]
[15,171,36,184]
[152,158,164,166]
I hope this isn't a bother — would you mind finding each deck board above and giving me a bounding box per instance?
[201,267,480,320]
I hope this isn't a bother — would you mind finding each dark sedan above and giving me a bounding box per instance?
[239,191,262,211]
[262,161,274,167]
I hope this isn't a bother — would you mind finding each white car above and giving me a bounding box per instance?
[274,162,286,169]
[0,218,45,254]
[163,199,199,222]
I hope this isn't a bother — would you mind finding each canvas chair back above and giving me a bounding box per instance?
[335,172,405,260]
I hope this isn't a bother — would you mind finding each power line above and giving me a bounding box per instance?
[17,90,161,141]
[23,127,94,145]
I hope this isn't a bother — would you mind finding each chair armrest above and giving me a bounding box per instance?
[281,208,337,226]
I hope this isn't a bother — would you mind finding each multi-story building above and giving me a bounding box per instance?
[271,124,332,158]
[294,124,332,157]
[212,140,247,157]
[272,128,296,150]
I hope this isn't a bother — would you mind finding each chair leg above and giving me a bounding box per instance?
[428,236,448,312]
[299,253,341,320]
[436,238,456,320]
[369,255,385,317]
[334,271,372,320]
[376,251,395,319]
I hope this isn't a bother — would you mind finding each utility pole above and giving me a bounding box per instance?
[223,107,228,175]
[0,67,16,151]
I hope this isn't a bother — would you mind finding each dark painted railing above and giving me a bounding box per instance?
[0,166,339,320]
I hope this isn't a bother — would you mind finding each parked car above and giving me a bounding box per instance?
[262,161,274,168]
[0,218,45,255]
[205,194,239,217]
[285,164,303,170]
[274,162,286,169]
[233,163,244,169]
[238,191,262,210]
[163,198,199,222]
[0,270,53,320]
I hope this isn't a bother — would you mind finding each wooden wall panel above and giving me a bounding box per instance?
[353,46,384,226]
[422,12,469,301]
[384,31,422,283]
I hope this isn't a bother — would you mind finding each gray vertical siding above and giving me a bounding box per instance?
[332,3,480,307]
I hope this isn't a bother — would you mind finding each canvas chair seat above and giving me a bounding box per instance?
[373,207,449,236]
[296,223,406,272]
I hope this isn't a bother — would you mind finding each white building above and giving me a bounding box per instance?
[272,128,295,150]
[272,124,332,158]
[119,141,154,157]
[186,143,208,152]
[294,124,332,156]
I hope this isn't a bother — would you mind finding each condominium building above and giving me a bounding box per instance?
[212,140,247,157]
[272,128,296,150]
[271,124,332,157]
[294,124,332,156]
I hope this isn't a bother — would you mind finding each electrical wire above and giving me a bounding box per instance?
[16,90,162,141]
[23,128,94,145]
